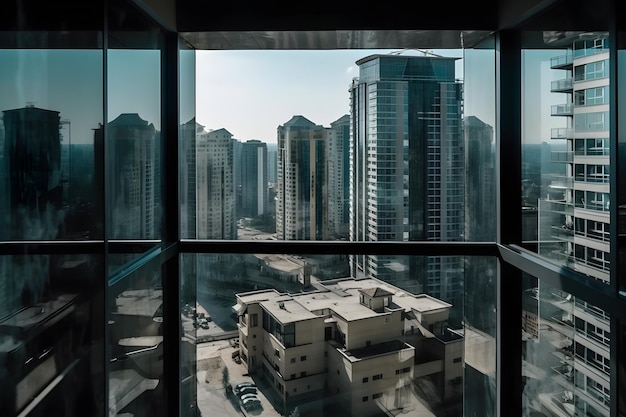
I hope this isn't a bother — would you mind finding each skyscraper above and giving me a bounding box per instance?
[349,54,464,305]
[239,140,268,218]
[196,127,235,239]
[180,118,202,239]
[327,115,351,239]
[104,113,159,239]
[1,105,63,240]
[276,115,328,240]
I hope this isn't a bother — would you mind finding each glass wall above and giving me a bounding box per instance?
[521,31,612,288]
[522,276,610,417]
[182,251,496,417]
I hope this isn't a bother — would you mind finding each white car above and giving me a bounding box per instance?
[239,393,258,402]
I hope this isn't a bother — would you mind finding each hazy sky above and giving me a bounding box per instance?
[196,49,464,143]
[0,48,561,147]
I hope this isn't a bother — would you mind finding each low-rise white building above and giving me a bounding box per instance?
[233,277,462,417]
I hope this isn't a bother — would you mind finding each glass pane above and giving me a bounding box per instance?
[180,41,196,240]
[463,36,497,243]
[522,276,610,417]
[0,254,105,415]
[522,32,611,287]
[106,49,162,241]
[108,258,164,417]
[618,35,626,298]
[191,48,483,245]
[106,0,163,242]
[0,49,104,240]
[184,252,496,417]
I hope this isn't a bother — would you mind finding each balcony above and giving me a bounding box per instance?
[551,53,573,69]
[551,151,573,163]
[540,199,574,216]
[551,77,573,92]
[551,128,573,140]
[551,103,573,117]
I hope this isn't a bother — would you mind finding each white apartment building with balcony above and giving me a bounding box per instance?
[535,33,610,417]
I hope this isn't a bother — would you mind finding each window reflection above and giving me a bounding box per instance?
[185,252,496,417]
[0,49,103,241]
[522,277,610,417]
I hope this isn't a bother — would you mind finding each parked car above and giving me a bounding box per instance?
[197,318,209,329]
[241,397,261,410]
[236,386,257,397]
[239,393,258,402]
[234,382,256,393]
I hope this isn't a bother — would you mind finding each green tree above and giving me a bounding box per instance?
[289,406,301,417]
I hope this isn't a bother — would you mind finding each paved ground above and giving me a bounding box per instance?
[197,340,282,417]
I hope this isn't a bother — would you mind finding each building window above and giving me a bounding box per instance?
[373,374,383,380]
[362,396,368,402]
[300,355,307,361]
[373,393,383,399]
[453,357,462,363]
[363,377,369,383]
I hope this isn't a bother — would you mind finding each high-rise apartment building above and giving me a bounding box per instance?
[101,113,159,239]
[196,127,235,239]
[532,33,611,417]
[1,105,63,240]
[349,54,464,305]
[276,115,328,240]
[239,139,268,218]
[180,118,202,239]
[327,115,351,239]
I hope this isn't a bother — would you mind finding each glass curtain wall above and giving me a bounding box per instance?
[0,7,107,417]
[184,33,497,417]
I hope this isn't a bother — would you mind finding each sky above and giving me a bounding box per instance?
[196,49,464,143]
[0,47,560,146]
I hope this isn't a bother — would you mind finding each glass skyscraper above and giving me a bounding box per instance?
[349,54,464,308]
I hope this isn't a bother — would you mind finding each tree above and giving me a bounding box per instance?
[289,406,301,417]
[222,366,230,390]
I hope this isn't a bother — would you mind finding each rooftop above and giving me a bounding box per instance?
[235,277,451,324]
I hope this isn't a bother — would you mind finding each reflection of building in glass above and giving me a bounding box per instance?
[327,115,351,239]
[180,118,201,239]
[1,105,63,240]
[100,113,159,239]
[239,140,268,218]
[233,277,462,417]
[533,33,610,417]
[196,127,235,239]
[276,115,328,240]
[349,54,464,307]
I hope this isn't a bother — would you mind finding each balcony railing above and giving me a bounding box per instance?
[551,128,573,139]
[551,103,573,116]
[551,78,573,92]
[551,53,573,69]
[551,151,573,163]
[541,199,574,215]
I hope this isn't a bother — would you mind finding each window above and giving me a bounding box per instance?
[300,355,307,361]
[373,374,383,381]
[362,377,369,383]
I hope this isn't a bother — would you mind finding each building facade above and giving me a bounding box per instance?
[234,277,462,417]
[349,54,465,308]
[327,114,351,239]
[276,115,328,240]
[533,33,611,417]
[239,139,268,218]
[196,127,235,239]
[104,113,159,240]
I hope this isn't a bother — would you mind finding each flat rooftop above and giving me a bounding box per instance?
[235,277,451,324]
[342,339,414,362]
